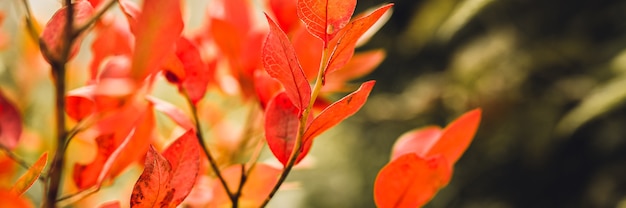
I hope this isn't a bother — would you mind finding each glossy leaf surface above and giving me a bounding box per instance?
[10,152,47,196]
[263,15,311,111]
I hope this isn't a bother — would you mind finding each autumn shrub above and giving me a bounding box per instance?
[0,0,481,207]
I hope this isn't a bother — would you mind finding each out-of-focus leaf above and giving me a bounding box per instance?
[130,0,183,82]
[556,75,626,137]
[118,0,140,34]
[160,130,201,206]
[172,37,210,104]
[0,190,33,208]
[90,18,133,82]
[427,108,481,164]
[98,201,121,208]
[0,90,22,150]
[66,85,96,121]
[303,81,375,143]
[374,154,451,208]
[296,0,356,43]
[130,130,200,207]
[130,146,172,208]
[292,25,323,80]
[263,15,311,111]
[40,1,94,63]
[209,164,281,207]
[254,69,283,109]
[269,0,300,33]
[323,50,386,92]
[73,104,154,189]
[265,92,301,166]
[326,4,393,75]
[391,126,443,161]
[146,96,194,131]
[436,0,494,42]
[10,152,47,196]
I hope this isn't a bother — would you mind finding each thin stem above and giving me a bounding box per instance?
[72,0,119,38]
[260,46,331,208]
[183,92,235,203]
[45,0,73,206]
[56,186,100,207]
[232,164,247,208]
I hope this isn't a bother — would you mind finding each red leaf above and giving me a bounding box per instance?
[269,0,300,33]
[303,81,375,143]
[66,85,96,121]
[40,1,94,63]
[254,69,282,109]
[174,37,210,104]
[374,154,451,208]
[0,90,22,150]
[130,130,200,207]
[89,18,133,82]
[426,109,482,164]
[265,92,301,166]
[296,0,356,43]
[263,15,311,111]
[391,126,443,161]
[130,146,172,208]
[10,152,47,196]
[210,164,281,207]
[118,0,140,34]
[326,4,393,75]
[292,25,323,81]
[146,96,194,131]
[130,0,184,82]
[161,130,201,206]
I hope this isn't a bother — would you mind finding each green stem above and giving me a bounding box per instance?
[260,46,331,207]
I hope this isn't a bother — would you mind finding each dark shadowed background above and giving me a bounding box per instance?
[289,0,626,207]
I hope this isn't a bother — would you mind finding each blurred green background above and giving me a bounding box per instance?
[289,0,626,207]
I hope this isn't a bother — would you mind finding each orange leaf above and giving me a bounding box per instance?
[40,1,94,63]
[391,126,442,161]
[263,15,311,111]
[0,190,33,208]
[303,81,375,143]
[130,0,183,82]
[374,154,451,208]
[130,146,172,208]
[324,49,386,92]
[296,0,356,43]
[265,92,301,166]
[66,85,96,121]
[292,25,323,81]
[73,104,154,189]
[10,152,47,196]
[426,108,482,164]
[209,164,281,207]
[130,130,200,207]
[98,201,121,208]
[0,90,22,150]
[326,4,393,75]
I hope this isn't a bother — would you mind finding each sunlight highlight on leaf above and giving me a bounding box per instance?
[297,0,357,43]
